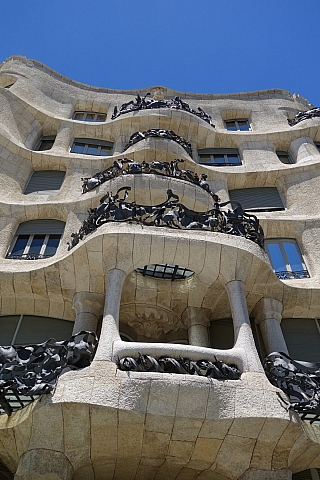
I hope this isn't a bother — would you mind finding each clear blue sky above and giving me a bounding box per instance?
[2,1,320,105]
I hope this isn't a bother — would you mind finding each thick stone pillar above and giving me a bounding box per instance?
[94,268,126,361]
[14,449,73,480]
[289,136,319,163]
[181,307,211,347]
[225,280,263,372]
[252,298,288,355]
[53,121,73,153]
[239,468,292,479]
[72,292,104,334]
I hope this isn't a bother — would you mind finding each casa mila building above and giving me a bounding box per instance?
[0,55,320,480]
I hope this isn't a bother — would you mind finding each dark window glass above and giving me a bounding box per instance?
[44,235,61,256]
[11,235,29,256]
[28,235,45,255]
[225,121,237,131]
[71,142,86,154]
[226,154,241,164]
[265,239,309,279]
[86,145,99,155]
[213,155,225,164]
[38,139,54,151]
[97,114,106,122]
[100,145,112,156]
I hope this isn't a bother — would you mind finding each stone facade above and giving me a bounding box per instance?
[0,55,320,479]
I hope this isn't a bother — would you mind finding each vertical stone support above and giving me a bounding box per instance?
[225,280,263,372]
[181,307,211,347]
[14,449,73,480]
[53,121,73,153]
[94,268,126,361]
[72,292,104,334]
[289,136,319,163]
[252,298,288,355]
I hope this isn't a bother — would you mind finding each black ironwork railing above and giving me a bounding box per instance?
[123,129,193,157]
[275,270,310,280]
[264,352,320,424]
[0,331,97,415]
[68,186,264,250]
[6,253,53,260]
[288,107,320,126]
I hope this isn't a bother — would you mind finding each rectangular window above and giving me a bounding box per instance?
[229,187,285,211]
[7,234,61,260]
[225,119,251,131]
[71,138,113,156]
[281,319,320,362]
[37,136,56,151]
[24,171,65,195]
[315,142,320,153]
[73,111,107,122]
[265,239,309,279]
[198,148,241,166]
[276,150,293,164]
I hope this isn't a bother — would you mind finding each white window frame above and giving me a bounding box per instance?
[7,234,61,260]
[265,238,309,279]
[72,111,107,122]
[224,119,252,132]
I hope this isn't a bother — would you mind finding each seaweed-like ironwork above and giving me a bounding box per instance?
[116,353,241,380]
[81,158,216,197]
[288,107,320,126]
[264,352,320,423]
[112,93,214,127]
[0,331,98,416]
[124,129,193,157]
[68,186,264,250]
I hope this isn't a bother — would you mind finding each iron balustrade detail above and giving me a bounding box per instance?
[275,270,310,280]
[67,186,264,250]
[264,352,320,424]
[124,129,193,157]
[81,158,217,198]
[6,253,53,261]
[0,331,98,416]
[288,107,320,126]
[116,353,241,380]
[112,93,214,127]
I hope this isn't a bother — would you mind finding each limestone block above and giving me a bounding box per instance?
[14,449,73,480]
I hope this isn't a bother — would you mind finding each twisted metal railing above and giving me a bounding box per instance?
[123,129,193,157]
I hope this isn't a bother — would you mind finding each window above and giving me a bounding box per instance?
[136,264,194,281]
[281,319,320,363]
[210,318,234,350]
[265,239,309,279]
[71,138,113,156]
[229,187,285,211]
[224,119,251,131]
[36,136,56,151]
[24,171,65,195]
[198,148,241,166]
[0,315,73,346]
[73,111,107,122]
[292,468,320,480]
[276,150,293,164]
[315,142,320,153]
[6,220,65,260]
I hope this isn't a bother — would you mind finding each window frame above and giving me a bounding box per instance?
[6,233,61,260]
[23,170,66,195]
[71,138,113,156]
[224,119,252,132]
[276,150,294,165]
[198,148,242,166]
[72,111,107,122]
[265,238,310,279]
[35,135,56,152]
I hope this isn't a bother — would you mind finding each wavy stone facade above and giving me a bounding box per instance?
[0,55,320,479]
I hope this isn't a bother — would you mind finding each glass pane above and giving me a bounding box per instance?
[85,113,95,121]
[283,243,304,271]
[38,140,54,151]
[199,155,211,164]
[11,235,29,255]
[74,112,84,120]
[86,145,99,155]
[213,155,226,164]
[278,154,291,164]
[0,315,20,346]
[96,114,106,122]
[28,235,45,254]
[100,146,112,156]
[44,235,60,256]
[226,154,241,165]
[238,121,250,131]
[267,243,286,272]
[15,316,73,345]
[71,142,85,154]
[225,121,237,131]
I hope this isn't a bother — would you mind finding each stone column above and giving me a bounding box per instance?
[181,307,211,347]
[289,136,319,163]
[72,292,104,334]
[52,121,73,154]
[225,280,263,372]
[94,268,126,361]
[239,468,292,479]
[252,298,288,355]
[14,449,73,480]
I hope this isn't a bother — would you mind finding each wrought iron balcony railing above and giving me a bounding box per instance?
[275,270,310,280]
[6,253,54,260]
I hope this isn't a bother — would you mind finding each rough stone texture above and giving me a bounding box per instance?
[0,56,320,479]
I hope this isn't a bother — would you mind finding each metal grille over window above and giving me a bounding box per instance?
[229,187,284,211]
[73,111,107,122]
[136,264,194,281]
[24,171,65,195]
[6,220,64,260]
[198,148,241,166]
[265,239,310,279]
[71,138,113,156]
